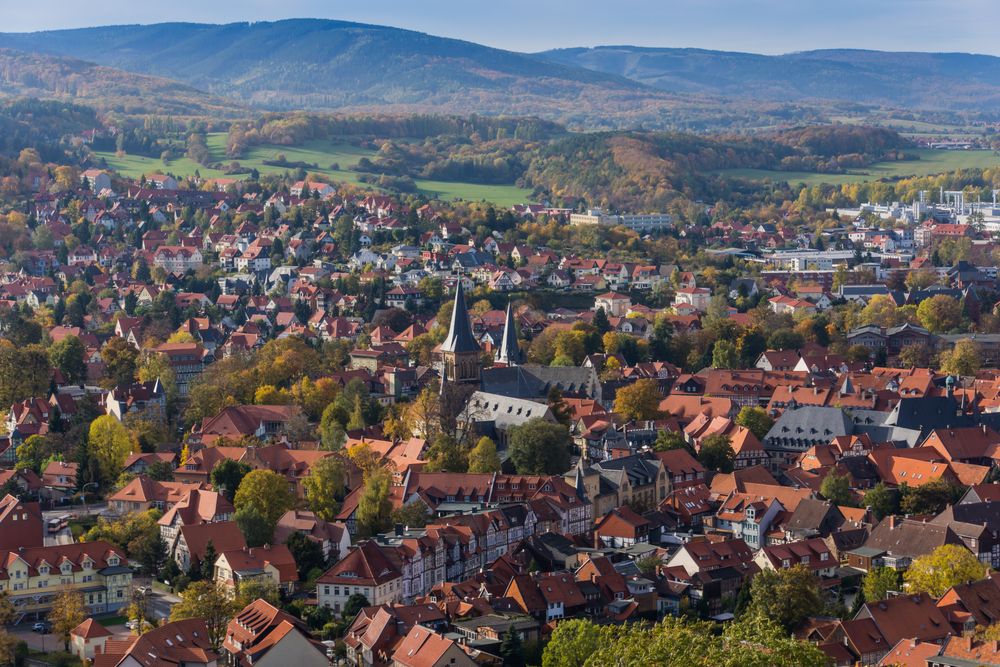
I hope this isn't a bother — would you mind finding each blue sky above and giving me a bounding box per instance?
[4,0,999,55]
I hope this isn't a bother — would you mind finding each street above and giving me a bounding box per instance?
[41,504,109,546]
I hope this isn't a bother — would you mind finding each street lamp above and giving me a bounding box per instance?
[80,482,99,516]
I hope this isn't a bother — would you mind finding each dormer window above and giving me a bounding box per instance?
[107,557,119,567]
[39,566,49,575]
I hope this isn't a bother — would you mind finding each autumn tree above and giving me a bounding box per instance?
[711,340,738,369]
[49,589,87,650]
[746,564,822,632]
[425,433,467,472]
[819,471,853,506]
[210,459,251,501]
[509,419,572,475]
[654,430,688,452]
[864,482,898,521]
[939,339,981,377]
[302,455,346,521]
[862,566,900,603]
[468,436,501,473]
[916,294,963,333]
[101,336,139,387]
[48,335,87,384]
[233,469,295,541]
[89,415,134,484]
[613,379,663,421]
[356,468,392,537]
[904,544,988,597]
[735,406,774,440]
[169,580,239,649]
[698,434,735,473]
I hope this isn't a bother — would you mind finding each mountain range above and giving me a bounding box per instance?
[3,19,1000,125]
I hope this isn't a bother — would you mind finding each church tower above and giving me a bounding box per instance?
[440,281,481,384]
[494,301,523,367]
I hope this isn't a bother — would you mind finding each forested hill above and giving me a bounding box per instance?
[0,20,649,113]
[539,46,1000,111]
[0,49,244,117]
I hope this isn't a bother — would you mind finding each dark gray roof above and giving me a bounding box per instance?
[784,498,843,536]
[440,281,480,354]
[480,364,600,400]
[864,518,955,560]
[764,406,854,444]
[495,301,523,366]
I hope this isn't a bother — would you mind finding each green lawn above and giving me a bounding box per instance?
[97,615,128,628]
[715,148,1000,187]
[93,132,533,206]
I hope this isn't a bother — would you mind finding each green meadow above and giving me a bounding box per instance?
[93,132,533,207]
[715,148,1000,187]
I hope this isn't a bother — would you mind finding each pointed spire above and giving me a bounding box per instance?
[495,301,523,366]
[440,281,480,354]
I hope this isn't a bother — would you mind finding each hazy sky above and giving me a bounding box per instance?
[3,0,999,54]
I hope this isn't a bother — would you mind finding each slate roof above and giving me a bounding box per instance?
[440,282,480,354]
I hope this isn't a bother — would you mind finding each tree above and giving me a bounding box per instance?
[285,532,325,579]
[199,540,217,581]
[654,430,688,452]
[48,335,87,384]
[234,470,295,542]
[711,339,738,369]
[101,336,139,387]
[318,404,346,450]
[904,544,989,598]
[735,406,774,440]
[509,419,572,475]
[342,593,371,620]
[898,343,931,369]
[900,479,960,515]
[591,307,611,334]
[939,339,981,377]
[302,455,346,521]
[15,434,49,473]
[819,471,853,506]
[356,468,392,538]
[89,415,134,484]
[468,436,501,473]
[698,434,735,473]
[862,566,900,603]
[613,379,662,421]
[500,627,525,667]
[746,564,822,632]
[235,506,272,548]
[170,581,239,650]
[425,433,467,472]
[542,619,602,667]
[210,459,251,502]
[49,589,86,650]
[864,482,897,521]
[146,459,174,481]
[916,294,963,333]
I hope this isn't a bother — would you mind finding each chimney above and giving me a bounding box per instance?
[887,515,896,530]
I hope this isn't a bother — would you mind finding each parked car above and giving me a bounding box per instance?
[32,622,50,633]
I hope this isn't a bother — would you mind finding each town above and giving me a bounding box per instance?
[0,149,996,667]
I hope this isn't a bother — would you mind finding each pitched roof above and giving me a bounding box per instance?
[440,282,479,354]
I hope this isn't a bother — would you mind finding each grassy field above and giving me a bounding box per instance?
[715,148,1000,187]
[93,132,533,207]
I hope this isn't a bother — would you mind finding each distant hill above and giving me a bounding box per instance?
[0,20,828,130]
[0,21,645,109]
[539,46,1000,111]
[0,49,242,117]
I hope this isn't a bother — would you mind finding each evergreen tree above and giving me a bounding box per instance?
[499,628,525,667]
